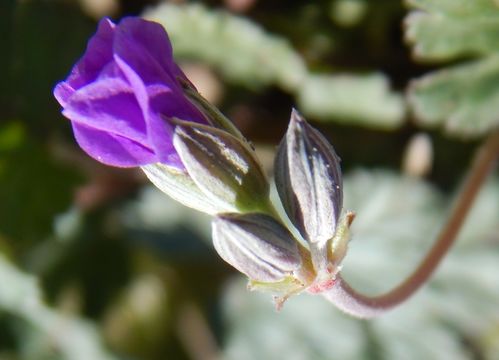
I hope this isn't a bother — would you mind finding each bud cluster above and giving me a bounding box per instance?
[144,86,354,309]
[54,17,353,309]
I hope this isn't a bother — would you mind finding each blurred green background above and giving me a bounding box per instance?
[1,0,499,359]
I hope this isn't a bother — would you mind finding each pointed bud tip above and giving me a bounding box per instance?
[290,108,306,127]
[171,118,198,133]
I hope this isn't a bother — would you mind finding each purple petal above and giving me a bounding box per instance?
[113,17,179,86]
[149,87,207,124]
[114,55,183,166]
[140,82,209,166]
[54,82,76,108]
[54,16,211,169]
[62,76,150,147]
[119,18,175,74]
[72,123,156,167]
[144,86,176,164]
[114,54,204,126]
[55,18,116,106]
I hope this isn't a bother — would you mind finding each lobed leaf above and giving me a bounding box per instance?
[408,56,499,137]
[405,0,499,61]
[298,74,405,129]
[405,0,499,137]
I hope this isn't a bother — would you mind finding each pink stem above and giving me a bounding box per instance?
[323,132,499,318]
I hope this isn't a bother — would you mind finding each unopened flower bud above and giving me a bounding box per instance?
[274,109,343,276]
[173,120,270,213]
[275,109,343,244]
[212,213,302,283]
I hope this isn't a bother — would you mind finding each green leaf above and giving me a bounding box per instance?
[0,254,117,360]
[405,0,499,136]
[408,56,499,136]
[405,0,499,61]
[298,74,405,129]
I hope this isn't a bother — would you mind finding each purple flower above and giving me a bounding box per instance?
[54,17,208,168]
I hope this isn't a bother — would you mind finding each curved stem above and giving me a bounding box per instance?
[323,131,499,318]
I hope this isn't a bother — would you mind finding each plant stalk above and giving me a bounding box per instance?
[323,131,499,318]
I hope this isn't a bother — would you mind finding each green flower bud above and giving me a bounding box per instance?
[274,109,343,276]
[173,120,270,213]
[212,213,302,283]
[275,109,343,243]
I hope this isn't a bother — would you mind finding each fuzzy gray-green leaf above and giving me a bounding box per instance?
[298,74,405,129]
[408,56,499,136]
[405,0,499,61]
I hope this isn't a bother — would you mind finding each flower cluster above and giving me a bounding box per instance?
[55,17,353,308]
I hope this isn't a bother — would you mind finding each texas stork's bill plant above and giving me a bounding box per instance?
[55,16,499,318]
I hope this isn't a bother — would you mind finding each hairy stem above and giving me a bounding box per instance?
[323,131,499,318]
